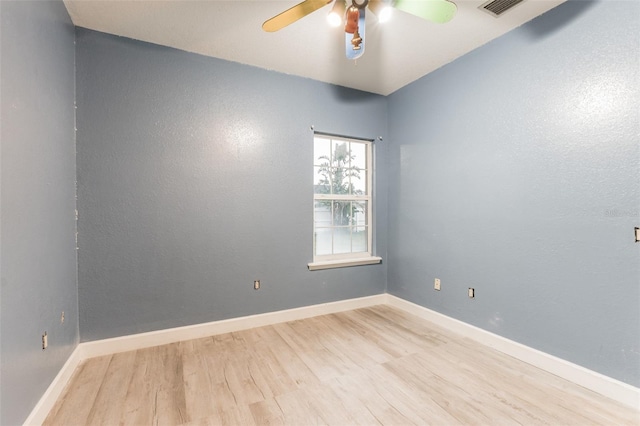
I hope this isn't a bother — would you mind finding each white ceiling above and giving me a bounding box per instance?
[63,0,566,95]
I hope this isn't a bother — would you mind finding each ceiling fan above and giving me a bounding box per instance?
[262,0,458,59]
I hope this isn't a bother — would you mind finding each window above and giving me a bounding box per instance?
[308,134,381,270]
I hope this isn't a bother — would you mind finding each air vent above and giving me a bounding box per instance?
[480,0,525,17]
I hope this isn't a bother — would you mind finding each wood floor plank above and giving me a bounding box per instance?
[342,309,425,358]
[384,354,497,425]
[248,398,285,425]
[322,313,399,365]
[181,339,218,422]
[220,352,266,406]
[44,305,640,425]
[43,355,112,426]
[305,314,386,373]
[153,343,188,425]
[409,346,551,424]
[324,375,384,426]
[273,323,332,385]
[274,385,326,425]
[120,346,158,425]
[85,351,137,425]
[358,306,449,349]
[431,335,625,424]
[242,327,300,396]
[330,373,418,425]
[217,403,256,426]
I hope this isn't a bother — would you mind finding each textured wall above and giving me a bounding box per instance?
[0,1,78,424]
[75,28,388,341]
[387,0,639,386]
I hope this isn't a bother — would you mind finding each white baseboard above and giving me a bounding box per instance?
[26,294,386,425]
[80,294,387,359]
[23,346,83,426]
[385,294,640,410]
[26,292,639,425]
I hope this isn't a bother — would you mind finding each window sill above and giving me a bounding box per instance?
[307,256,382,271]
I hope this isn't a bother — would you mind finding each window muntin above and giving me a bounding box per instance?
[313,134,373,262]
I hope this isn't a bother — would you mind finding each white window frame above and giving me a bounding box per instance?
[308,133,382,271]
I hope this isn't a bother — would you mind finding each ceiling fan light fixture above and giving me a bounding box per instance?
[369,0,393,23]
[327,0,347,27]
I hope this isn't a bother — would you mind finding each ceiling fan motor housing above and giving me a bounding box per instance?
[345,6,360,33]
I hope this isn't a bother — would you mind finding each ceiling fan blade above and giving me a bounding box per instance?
[262,0,333,32]
[394,0,457,23]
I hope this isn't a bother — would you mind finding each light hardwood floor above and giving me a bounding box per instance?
[44,305,639,425]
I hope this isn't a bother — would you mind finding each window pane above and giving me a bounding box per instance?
[333,227,352,254]
[351,168,366,195]
[333,201,353,226]
[332,141,350,168]
[314,137,331,166]
[332,168,350,195]
[351,142,366,171]
[353,202,367,227]
[353,226,368,252]
[314,201,332,227]
[314,166,331,194]
[314,228,332,256]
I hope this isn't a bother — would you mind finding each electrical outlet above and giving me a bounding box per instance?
[434,278,441,291]
[468,288,475,298]
[61,311,65,324]
[42,332,48,350]
[254,280,260,290]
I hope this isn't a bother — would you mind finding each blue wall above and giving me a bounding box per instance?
[0,1,78,424]
[75,28,388,341]
[387,0,639,387]
[2,2,638,423]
